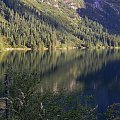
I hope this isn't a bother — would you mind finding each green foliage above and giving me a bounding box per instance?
[0,36,6,51]
[0,42,4,51]
[0,35,9,50]
[0,0,120,49]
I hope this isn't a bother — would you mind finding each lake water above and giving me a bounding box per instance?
[0,49,120,119]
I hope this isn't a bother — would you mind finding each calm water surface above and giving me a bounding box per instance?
[0,49,120,118]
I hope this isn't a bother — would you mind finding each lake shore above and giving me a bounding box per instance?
[1,46,120,52]
[2,47,79,52]
[0,48,32,53]
[5,48,32,51]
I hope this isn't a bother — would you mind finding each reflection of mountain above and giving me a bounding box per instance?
[0,50,120,116]
[77,58,120,112]
[0,50,120,95]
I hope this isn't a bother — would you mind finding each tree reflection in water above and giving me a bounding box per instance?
[0,49,120,119]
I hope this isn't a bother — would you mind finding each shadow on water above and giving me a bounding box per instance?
[0,49,120,119]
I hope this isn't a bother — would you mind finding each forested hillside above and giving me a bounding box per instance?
[0,0,120,50]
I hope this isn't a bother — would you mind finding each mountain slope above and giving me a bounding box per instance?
[0,0,120,49]
[77,0,120,34]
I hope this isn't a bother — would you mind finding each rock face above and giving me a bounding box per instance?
[77,0,120,34]
[40,0,84,9]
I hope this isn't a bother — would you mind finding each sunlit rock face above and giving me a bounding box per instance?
[77,0,120,34]
[37,0,84,9]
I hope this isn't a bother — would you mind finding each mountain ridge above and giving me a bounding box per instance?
[77,0,120,34]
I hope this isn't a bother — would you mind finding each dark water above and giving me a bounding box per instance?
[0,49,120,119]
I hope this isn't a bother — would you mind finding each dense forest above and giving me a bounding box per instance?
[0,0,120,50]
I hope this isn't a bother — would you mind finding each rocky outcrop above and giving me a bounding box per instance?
[77,0,120,34]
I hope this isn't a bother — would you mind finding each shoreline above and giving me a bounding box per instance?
[1,46,120,52]
[3,47,78,51]
[5,48,32,51]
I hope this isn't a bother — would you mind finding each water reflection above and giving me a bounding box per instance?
[0,49,120,118]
